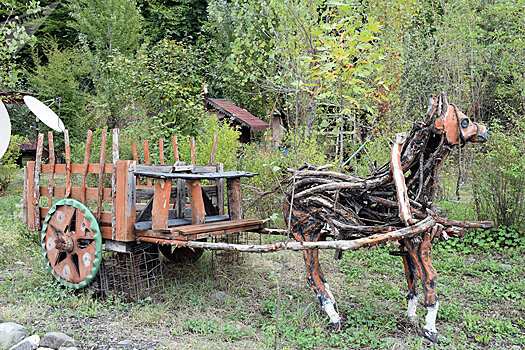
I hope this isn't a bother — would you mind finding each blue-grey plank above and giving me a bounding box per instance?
[133,170,258,180]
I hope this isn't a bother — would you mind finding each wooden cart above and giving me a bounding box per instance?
[23,129,265,288]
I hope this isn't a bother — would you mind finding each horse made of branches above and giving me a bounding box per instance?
[283,92,492,342]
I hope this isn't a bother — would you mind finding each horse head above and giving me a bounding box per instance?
[426,92,489,145]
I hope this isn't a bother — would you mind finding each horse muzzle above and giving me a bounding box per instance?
[473,124,489,142]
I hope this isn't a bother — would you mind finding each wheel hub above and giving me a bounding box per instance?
[55,234,74,253]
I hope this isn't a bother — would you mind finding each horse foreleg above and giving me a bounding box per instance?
[302,248,341,328]
[399,243,419,324]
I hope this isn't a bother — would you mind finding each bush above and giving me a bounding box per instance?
[471,125,525,231]
[0,135,27,193]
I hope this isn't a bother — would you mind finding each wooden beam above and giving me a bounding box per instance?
[159,138,164,164]
[143,140,152,186]
[190,136,195,165]
[210,133,218,164]
[172,135,179,162]
[114,160,136,241]
[26,162,35,230]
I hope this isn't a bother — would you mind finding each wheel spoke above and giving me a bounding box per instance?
[54,254,81,283]
[48,205,76,233]
[44,225,60,267]
[76,243,96,279]
[75,210,93,238]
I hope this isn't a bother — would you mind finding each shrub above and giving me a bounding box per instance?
[0,135,27,193]
[470,125,525,231]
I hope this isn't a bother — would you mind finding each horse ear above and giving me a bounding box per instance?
[440,92,449,116]
[426,96,435,115]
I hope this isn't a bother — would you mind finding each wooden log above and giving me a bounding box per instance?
[172,135,179,162]
[140,216,435,252]
[152,178,172,230]
[227,177,243,220]
[114,160,136,241]
[187,179,205,224]
[210,133,218,164]
[22,166,28,225]
[190,137,195,165]
[111,128,119,240]
[143,140,152,186]
[64,129,71,198]
[80,130,93,204]
[33,133,44,230]
[159,138,165,164]
[391,133,414,226]
[47,131,55,209]
[97,129,107,220]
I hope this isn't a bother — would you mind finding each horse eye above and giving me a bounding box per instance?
[460,118,469,128]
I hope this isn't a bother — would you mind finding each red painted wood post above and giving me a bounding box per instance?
[172,135,179,162]
[187,180,205,224]
[64,129,72,198]
[80,130,93,204]
[159,138,165,164]
[111,128,120,240]
[143,140,152,187]
[152,178,172,230]
[33,133,44,230]
[47,131,55,209]
[227,178,243,220]
[114,160,137,241]
[97,129,107,220]
[190,137,195,165]
[26,161,35,230]
[210,133,218,165]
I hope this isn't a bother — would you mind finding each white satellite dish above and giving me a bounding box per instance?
[23,95,65,132]
[0,100,11,159]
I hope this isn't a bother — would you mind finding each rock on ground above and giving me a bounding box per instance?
[0,322,29,349]
[9,334,40,350]
[39,333,75,349]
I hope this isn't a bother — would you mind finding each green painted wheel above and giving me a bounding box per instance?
[41,199,103,289]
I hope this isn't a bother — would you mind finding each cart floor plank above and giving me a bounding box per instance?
[134,214,230,231]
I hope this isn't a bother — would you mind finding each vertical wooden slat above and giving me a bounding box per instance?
[114,160,136,241]
[190,137,195,165]
[22,166,28,225]
[111,128,120,240]
[80,130,93,204]
[33,133,44,230]
[217,163,225,215]
[187,180,205,225]
[26,162,35,230]
[131,141,140,186]
[172,135,179,162]
[210,133,218,165]
[64,129,71,198]
[97,129,107,220]
[152,178,172,230]
[159,138,164,164]
[143,140,152,187]
[47,132,55,209]
[227,178,243,220]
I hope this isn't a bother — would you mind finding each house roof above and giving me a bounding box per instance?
[206,98,270,131]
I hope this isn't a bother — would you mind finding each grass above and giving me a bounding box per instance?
[0,172,524,349]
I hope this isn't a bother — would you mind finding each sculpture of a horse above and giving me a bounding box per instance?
[283,92,491,342]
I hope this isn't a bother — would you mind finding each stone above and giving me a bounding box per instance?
[499,264,512,270]
[117,340,131,346]
[39,333,75,349]
[210,291,227,301]
[381,337,405,349]
[9,334,40,350]
[0,323,29,349]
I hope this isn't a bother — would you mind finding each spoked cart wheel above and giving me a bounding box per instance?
[41,199,102,289]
